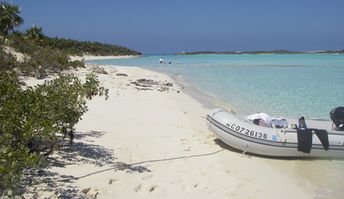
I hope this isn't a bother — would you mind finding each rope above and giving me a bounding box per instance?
[241,144,249,158]
[75,149,225,180]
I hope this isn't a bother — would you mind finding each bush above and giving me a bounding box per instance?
[0,71,108,195]
[0,47,18,71]
[0,2,119,195]
[7,32,38,56]
[21,47,84,78]
[4,35,85,77]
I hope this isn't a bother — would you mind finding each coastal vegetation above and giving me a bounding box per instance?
[0,1,132,195]
[0,65,108,194]
[0,1,23,44]
[39,37,141,56]
[5,26,140,78]
[8,30,141,57]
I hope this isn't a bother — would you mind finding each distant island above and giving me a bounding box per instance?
[176,49,344,55]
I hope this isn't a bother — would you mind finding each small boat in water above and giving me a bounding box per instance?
[207,107,344,158]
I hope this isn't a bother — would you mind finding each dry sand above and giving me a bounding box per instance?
[22,63,317,199]
[3,46,27,62]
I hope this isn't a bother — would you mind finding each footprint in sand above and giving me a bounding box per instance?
[180,138,188,144]
[108,178,121,185]
[148,185,157,192]
[134,184,142,192]
[134,184,157,193]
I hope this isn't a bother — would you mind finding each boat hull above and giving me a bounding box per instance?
[207,108,344,158]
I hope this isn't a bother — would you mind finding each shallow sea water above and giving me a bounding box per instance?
[89,54,344,119]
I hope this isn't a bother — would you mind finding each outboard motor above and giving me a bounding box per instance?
[330,107,344,130]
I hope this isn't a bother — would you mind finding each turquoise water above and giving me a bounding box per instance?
[88,54,344,119]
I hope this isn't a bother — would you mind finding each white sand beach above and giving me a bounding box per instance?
[22,62,318,199]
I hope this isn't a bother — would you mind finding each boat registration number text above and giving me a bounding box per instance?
[226,123,268,139]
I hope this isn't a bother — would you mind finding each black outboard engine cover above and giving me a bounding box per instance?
[330,107,344,130]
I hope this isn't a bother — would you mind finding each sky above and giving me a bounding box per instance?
[9,0,344,54]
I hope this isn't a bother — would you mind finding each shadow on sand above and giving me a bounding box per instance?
[20,130,150,198]
[20,134,226,198]
[75,149,224,180]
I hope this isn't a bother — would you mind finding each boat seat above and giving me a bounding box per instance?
[330,107,344,131]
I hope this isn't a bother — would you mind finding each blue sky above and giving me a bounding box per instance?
[10,0,344,54]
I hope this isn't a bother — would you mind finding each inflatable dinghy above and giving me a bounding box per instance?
[207,108,344,158]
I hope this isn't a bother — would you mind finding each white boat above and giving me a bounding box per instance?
[207,108,344,158]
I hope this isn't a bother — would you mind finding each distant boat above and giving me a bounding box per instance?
[207,108,344,158]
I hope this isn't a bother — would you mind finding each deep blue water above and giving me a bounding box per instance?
[88,54,344,119]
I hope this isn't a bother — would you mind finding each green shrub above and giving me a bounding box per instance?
[41,37,141,56]
[22,47,84,77]
[0,71,108,195]
[0,47,18,71]
[8,31,38,56]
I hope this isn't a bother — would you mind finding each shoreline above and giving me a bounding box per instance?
[83,53,344,120]
[22,58,319,198]
[70,54,140,62]
[151,68,243,114]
